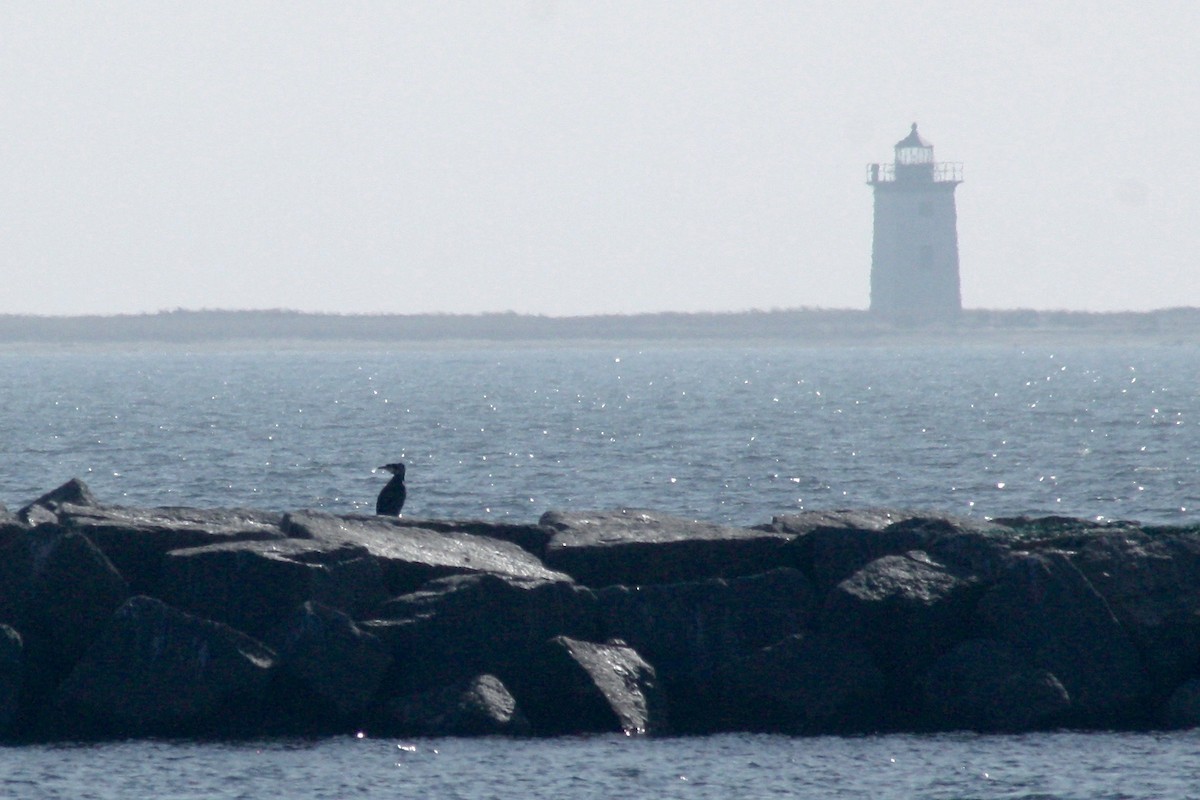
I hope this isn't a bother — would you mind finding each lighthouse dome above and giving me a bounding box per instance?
[895,123,932,149]
[894,123,934,166]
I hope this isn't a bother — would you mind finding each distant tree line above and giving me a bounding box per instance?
[0,307,1197,345]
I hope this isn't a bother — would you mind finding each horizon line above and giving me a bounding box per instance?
[3,306,1198,321]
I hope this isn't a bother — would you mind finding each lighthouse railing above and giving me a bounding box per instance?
[866,162,963,184]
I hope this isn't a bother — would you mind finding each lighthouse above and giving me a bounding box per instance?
[867,124,963,318]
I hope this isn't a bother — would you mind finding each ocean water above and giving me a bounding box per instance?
[6,731,1200,800]
[2,341,1200,798]
[1,343,1196,524]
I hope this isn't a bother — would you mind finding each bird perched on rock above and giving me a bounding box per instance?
[375,462,407,515]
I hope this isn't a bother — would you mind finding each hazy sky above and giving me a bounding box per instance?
[2,2,1197,316]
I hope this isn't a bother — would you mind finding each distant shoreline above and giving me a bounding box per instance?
[1,308,1198,351]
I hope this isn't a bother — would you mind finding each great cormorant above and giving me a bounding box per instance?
[375,462,406,515]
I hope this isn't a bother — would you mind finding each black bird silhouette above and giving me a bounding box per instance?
[375,462,406,515]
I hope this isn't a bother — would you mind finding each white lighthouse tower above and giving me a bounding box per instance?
[867,124,963,318]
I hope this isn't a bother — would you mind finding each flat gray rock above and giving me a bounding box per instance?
[540,509,794,586]
[544,509,775,544]
[158,538,388,636]
[764,508,908,535]
[55,503,286,593]
[59,504,284,541]
[284,511,571,594]
[386,518,551,558]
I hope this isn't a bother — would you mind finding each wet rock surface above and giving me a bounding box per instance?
[363,573,600,694]
[264,601,392,729]
[975,551,1150,723]
[718,631,886,733]
[3,479,1200,741]
[51,595,277,738]
[385,674,530,736]
[0,624,20,737]
[920,638,1071,732]
[596,567,813,730]
[515,636,667,735]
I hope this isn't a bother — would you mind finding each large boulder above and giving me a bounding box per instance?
[717,632,886,733]
[818,551,980,688]
[264,601,392,728]
[21,529,130,684]
[0,624,20,739]
[789,514,1013,594]
[18,478,98,526]
[922,526,1021,584]
[385,674,530,736]
[53,595,277,738]
[920,638,1070,732]
[3,525,131,637]
[157,538,388,637]
[975,551,1149,723]
[363,573,599,695]
[1071,530,1200,697]
[0,527,131,734]
[596,568,814,706]
[540,509,794,587]
[0,525,34,629]
[516,636,667,736]
[283,511,570,596]
[55,504,286,594]
[1162,679,1200,729]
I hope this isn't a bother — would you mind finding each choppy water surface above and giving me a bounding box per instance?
[1,343,1196,525]
[6,731,1200,800]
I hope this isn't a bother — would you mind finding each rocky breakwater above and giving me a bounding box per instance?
[3,479,1200,741]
